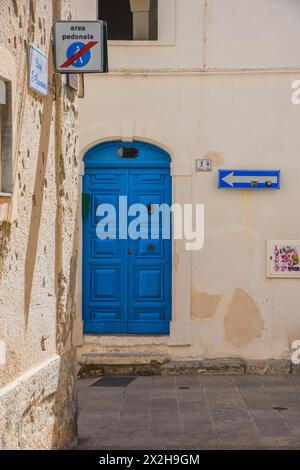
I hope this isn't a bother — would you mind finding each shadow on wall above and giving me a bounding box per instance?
[23,36,79,447]
[51,0,79,442]
[0,222,11,280]
[51,159,80,448]
[0,0,79,449]
[0,0,36,282]
[23,52,54,326]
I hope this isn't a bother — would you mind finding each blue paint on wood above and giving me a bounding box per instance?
[219,169,280,190]
[83,141,172,335]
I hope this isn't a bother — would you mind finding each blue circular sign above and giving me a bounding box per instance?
[66,42,91,68]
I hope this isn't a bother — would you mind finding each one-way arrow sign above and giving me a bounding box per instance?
[219,169,280,190]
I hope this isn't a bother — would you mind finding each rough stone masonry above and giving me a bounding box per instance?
[0,0,80,449]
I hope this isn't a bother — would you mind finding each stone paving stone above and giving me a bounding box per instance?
[176,380,203,396]
[283,374,300,384]
[212,421,261,448]
[182,424,215,439]
[175,375,201,385]
[181,413,213,437]
[259,436,299,448]
[249,409,292,437]
[150,417,182,438]
[236,387,274,410]
[118,416,150,435]
[261,375,289,385]
[178,400,208,414]
[150,386,177,397]
[177,390,204,403]
[121,401,149,413]
[280,410,300,434]
[233,375,263,385]
[209,405,252,423]
[151,397,178,406]
[199,375,235,387]
[151,375,175,385]
[122,395,150,406]
[78,415,119,439]
[82,400,123,415]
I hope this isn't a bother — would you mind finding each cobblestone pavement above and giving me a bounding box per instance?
[77,375,300,450]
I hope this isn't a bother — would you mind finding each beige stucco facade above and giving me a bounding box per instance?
[0,0,79,449]
[77,0,300,364]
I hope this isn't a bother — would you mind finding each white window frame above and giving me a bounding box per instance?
[98,0,176,46]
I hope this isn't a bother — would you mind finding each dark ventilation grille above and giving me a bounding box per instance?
[117,147,139,159]
[91,377,137,387]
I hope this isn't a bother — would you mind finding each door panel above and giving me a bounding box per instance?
[127,169,171,334]
[83,169,128,334]
[91,236,120,258]
[91,267,121,300]
[136,268,164,300]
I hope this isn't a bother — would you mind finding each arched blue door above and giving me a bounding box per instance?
[83,141,172,334]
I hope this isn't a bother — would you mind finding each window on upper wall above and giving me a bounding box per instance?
[98,0,158,41]
[0,78,13,195]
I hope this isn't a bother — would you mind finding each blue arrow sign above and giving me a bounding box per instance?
[219,170,280,190]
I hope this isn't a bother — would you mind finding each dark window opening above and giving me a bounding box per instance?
[0,79,13,194]
[98,0,158,41]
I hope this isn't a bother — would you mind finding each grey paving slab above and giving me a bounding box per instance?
[76,375,300,450]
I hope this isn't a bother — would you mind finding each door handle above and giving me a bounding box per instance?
[128,250,134,255]
[147,203,154,215]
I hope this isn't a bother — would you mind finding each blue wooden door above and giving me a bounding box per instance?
[83,141,172,335]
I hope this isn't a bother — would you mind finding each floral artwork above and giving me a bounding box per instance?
[268,241,300,277]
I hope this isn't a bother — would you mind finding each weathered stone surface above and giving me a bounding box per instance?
[161,359,246,376]
[290,363,300,375]
[0,356,60,450]
[80,352,170,366]
[79,359,300,377]
[245,360,291,375]
[79,363,162,378]
[78,352,170,378]
[0,0,79,450]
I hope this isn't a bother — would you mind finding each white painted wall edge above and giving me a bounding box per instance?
[0,355,61,399]
[104,68,300,76]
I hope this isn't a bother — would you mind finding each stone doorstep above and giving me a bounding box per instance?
[79,352,170,366]
[291,363,300,374]
[82,335,169,347]
[245,360,292,375]
[78,356,300,377]
[160,359,246,376]
[161,359,294,376]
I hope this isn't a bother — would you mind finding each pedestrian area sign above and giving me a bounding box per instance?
[54,21,108,74]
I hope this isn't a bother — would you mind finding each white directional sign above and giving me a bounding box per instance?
[29,45,48,96]
[54,21,106,74]
[219,170,280,190]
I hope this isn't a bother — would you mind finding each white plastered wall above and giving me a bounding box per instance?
[76,0,300,360]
